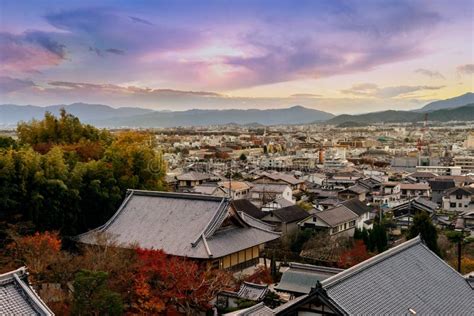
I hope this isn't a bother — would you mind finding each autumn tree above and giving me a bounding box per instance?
[132,248,233,314]
[7,231,61,281]
[338,240,371,268]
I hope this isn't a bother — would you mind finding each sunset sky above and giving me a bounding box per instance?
[1,0,473,114]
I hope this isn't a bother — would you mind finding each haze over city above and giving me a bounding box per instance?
[1,0,473,114]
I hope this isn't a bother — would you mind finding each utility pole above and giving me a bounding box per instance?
[228,159,232,199]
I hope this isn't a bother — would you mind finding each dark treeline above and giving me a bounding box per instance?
[0,110,166,235]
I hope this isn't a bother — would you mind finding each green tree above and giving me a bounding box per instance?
[408,212,440,255]
[239,153,247,161]
[72,270,123,316]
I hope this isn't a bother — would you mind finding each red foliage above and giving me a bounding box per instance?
[131,248,233,314]
[338,240,371,269]
[242,266,273,285]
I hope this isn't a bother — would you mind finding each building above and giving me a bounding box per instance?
[454,156,474,174]
[219,181,251,200]
[77,190,280,270]
[416,165,462,176]
[275,263,343,297]
[442,187,474,213]
[428,179,456,204]
[337,184,368,202]
[249,183,293,207]
[176,171,214,188]
[298,205,359,237]
[217,282,269,311]
[270,236,474,315]
[0,267,54,316]
[254,172,305,192]
[261,205,309,235]
[399,183,431,199]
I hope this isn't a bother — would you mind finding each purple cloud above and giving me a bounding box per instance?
[457,64,474,75]
[415,69,445,79]
[0,31,66,73]
[0,76,36,93]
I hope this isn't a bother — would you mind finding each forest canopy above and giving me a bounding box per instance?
[0,110,166,235]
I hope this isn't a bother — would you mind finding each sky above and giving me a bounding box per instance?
[0,0,473,114]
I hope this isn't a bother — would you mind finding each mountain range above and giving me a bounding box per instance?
[0,92,472,128]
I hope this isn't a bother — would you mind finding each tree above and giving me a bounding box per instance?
[242,266,273,285]
[338,240,371,268]
[239,153,247,161]
[408,212,440,255]
[368,223,388,253]
[72,270,123,316]
[7,231,62,281]
[132,248,233,314]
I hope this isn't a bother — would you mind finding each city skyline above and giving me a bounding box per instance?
[1,0,473,114]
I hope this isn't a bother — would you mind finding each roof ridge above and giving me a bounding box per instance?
[129,189,225,201]
[322,236,423,288]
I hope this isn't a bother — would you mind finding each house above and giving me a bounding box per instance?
[77,190,280,271]
[219,181,251,200]
[274,263,343,297]
[254,172,305,192]
[176,171,214,188]
[337,184,368,202]
[428,179,456,204]
[270,236,474,315]
[249,183,293,207]
[192,183,227,197]
[261,197,295,212]
[442,187,474,213]
[217,282,269,311]
[298,205,358,237]
[324,172,362,189]
[400,183,431,199]
[261,205,309,235]
[341,199,373,230]
[373,182,401,206]
[0,267,54,316]
[406,171,438,183]
[388,197,439,231]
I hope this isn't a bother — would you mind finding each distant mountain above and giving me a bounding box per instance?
[0,103,334,128]
[94,105,334,127]
[417,92,474,112]
[0,103,154,125]
[326,103,474,125]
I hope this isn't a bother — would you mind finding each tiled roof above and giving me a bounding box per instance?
[176,171,212,181]
[341,199,371,216]
[271,205,309,223]
[231,199,266,219]
[275,263,343,295]
[322,236,474,315]
[0,267,54,316]
[78,190,279,259]
[224,302,274,316]
[428,179,455,191]
[237,282,269,301]
[315,205,358,227]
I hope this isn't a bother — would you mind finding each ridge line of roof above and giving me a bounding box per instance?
[322,236,422,288]
[12,270,54,315]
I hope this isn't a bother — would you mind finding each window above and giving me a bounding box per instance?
[312,216,317,222]
[332,227,339,234]
[450,203,456,208]
[349,220,356,227]
[459,203,463,207]
[456,195,463,200]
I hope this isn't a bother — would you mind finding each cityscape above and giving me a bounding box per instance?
[0,1,473,315]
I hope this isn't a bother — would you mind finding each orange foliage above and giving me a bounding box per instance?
[338,240,371,269]
[7,231,62,279]
[131,248,233,314]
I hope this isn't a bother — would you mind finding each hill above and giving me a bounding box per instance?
[326,103,474,125]
[0,104,334,128]
[0,103,154,125]
[417,92,474,112]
